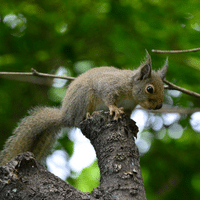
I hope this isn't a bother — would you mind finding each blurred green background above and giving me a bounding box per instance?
[0,0,200,199]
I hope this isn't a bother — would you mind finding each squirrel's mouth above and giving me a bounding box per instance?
[139,101,163,110]
[147,104,162,110]
[154,104,162,110]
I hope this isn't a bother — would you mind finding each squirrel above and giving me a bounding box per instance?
[0,51,168,166]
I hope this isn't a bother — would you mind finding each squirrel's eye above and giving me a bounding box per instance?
[146,85,154,94]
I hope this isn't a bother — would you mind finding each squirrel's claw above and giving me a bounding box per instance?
[86,111,101,119]
[86,112,91,119]
[109,105,124,120]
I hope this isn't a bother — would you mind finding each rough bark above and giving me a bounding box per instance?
[0,111,147,200]
[0,152,91,200]
[80,111,146,200]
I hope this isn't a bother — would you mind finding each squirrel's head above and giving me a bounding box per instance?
[132,51,168,110]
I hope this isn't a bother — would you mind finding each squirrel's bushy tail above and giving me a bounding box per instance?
[0,106,62,166]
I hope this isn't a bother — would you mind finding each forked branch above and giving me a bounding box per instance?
[0,68,75,81]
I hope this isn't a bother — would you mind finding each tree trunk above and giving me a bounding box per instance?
[0,111,147,200]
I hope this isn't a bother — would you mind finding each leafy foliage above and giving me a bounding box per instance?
[67,160,100,193]
[0,0,200,199]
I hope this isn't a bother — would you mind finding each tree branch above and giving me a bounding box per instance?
[31,68,75,80]
[80,111,146,200]
[137,106,200,115]
[0,152,91,199]
[0,68,75,81]
[152,48,200,53]
[164,79,200,99]
[0,112,144,200]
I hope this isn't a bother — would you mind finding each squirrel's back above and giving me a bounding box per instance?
[61,66,135,126]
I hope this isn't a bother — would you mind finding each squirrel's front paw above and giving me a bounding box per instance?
[108,105,124,120]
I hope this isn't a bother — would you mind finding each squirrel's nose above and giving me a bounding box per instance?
[154,104,162,110]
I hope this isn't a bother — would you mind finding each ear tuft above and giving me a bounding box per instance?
[158,57,168,80]
[145,49,151,63]
[136,50,152,80]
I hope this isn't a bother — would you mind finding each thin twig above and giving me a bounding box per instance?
[152,48,200,53]
[0,68,75,81]
[31,68,75,80]
[137,106,200,115]
[164,79,200,99]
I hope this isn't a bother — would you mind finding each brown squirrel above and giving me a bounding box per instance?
[0,51,168,166]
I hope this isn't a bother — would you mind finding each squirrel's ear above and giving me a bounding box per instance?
[136,51,152,80]
[158,57,168,80]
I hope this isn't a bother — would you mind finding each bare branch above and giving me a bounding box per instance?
[31,68,75,80]
[151,48,200,98]
[0,68,75,81]
[137,106,200,115]
[152,48,200,53]
[164,79,200,99]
